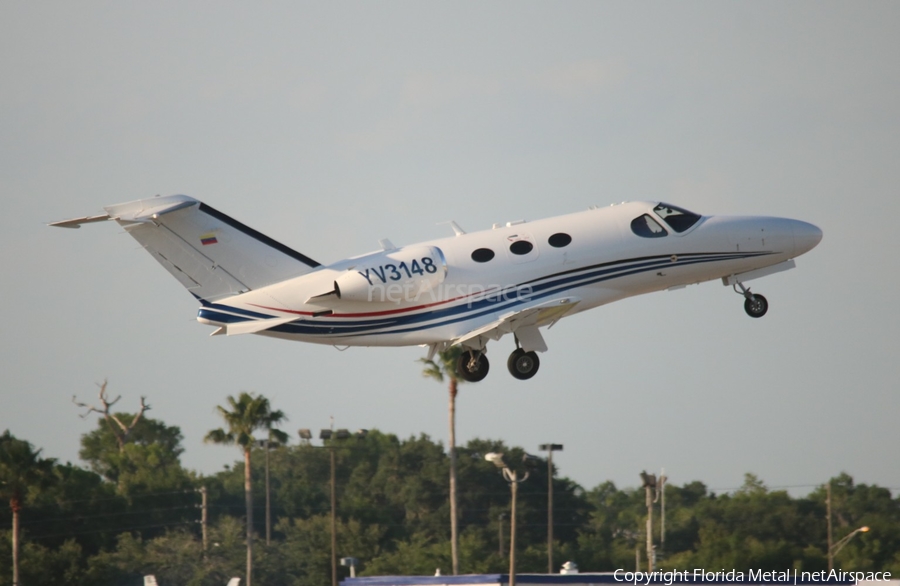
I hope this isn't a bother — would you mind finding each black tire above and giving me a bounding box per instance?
[744,294,768,318]
[507,348,540,380]
[456,351,490,382]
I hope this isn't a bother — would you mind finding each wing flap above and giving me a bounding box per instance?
[453,297,580,352]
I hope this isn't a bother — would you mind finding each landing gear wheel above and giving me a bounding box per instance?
[456,350,490,382]
[507,348,540,380]
[744,294,768,318]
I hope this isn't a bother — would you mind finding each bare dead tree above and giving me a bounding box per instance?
[73,380,150,451]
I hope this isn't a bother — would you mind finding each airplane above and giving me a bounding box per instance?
[52,195,821,382]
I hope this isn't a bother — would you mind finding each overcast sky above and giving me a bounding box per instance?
[2,2,898,496]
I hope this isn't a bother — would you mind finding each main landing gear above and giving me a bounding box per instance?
[455,345,542,382]
[456,349,490,382]
[507,348,540,380]
[734,282,768,318]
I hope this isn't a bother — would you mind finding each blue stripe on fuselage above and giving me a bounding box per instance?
[232,251,771,338]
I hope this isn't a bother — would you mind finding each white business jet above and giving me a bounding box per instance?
[52,196,821,382]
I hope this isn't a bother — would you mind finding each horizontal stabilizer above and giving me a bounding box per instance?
[49,214,111,229]
[223,315,299,336]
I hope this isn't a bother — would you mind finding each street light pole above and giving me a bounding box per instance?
[301,426,367,586]
[539,443,563,574]
[330,442,337,586]
[318,428,341,586]
[829,525,869,571]
[256,439,273,546]
[486,452,535,586]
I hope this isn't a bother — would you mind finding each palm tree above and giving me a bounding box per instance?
[420,345,466,575]
[205,393,287,586]
[0,430,55,586]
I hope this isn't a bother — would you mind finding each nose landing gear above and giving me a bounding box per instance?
[734,282,768,318]
[507,348,540,380]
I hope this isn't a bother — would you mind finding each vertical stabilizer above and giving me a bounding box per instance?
[93,195,321,302]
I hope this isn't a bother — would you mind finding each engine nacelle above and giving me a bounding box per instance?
[333,245,447,304]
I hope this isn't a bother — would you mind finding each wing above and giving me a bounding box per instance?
[452,297,580,352]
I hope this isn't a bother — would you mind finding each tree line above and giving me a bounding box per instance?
[1,389,898,586]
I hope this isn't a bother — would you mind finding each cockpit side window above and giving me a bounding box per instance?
[631,214,668,238]
[653,203,701,233]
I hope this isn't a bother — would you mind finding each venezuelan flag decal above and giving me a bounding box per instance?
[200,233,218,246]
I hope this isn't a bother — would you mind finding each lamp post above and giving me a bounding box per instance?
[826,480,870,571]
[486,452,536,586]
[256,438,276,546]
[829,525,869,571]
[539,443,563,574]
[298,426,367,586]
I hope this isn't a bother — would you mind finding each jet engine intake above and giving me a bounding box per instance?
[333,245,447,304]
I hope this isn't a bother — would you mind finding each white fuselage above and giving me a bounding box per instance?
[195,201,821,348]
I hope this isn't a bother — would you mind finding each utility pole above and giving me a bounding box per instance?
[200,486,208,553]
[539,443,563,574]
[510,477,519,586]
[827,481,833,572]
[659,469,667,560]
[640,471,658,572]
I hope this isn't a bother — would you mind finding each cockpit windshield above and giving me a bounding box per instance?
[631,214,667,238]
[653,203,701,233]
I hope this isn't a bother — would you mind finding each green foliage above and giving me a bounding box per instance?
[205,392,288,452]
[5,418,900,586]
[419,345,465,385]
[79,415,187,493]
[0,430,56,509]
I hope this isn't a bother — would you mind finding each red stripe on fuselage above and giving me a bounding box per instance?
[247,287,499,319]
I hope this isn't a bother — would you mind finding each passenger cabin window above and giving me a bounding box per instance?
[471,248,495,263]
[631,214,667,238]
[654,203,701,233]
[548,233,572,248]
[509,240,534,255]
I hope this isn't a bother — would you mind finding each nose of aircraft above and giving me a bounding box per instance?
[792,220,823,256]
